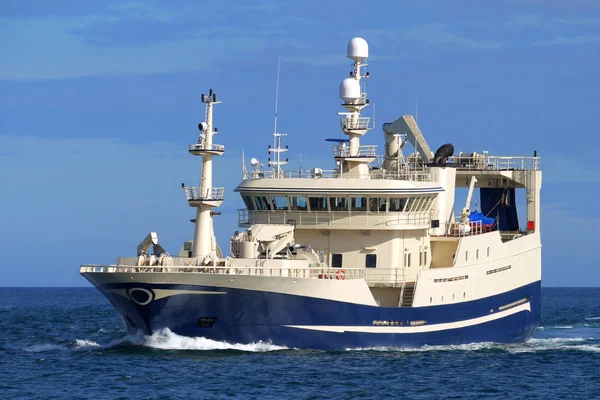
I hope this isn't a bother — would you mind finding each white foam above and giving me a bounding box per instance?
[132,328,289,352]
[527,337,592,344]
[585,316,600,321]
[25,344,67,353]
[552,325,574,329]
[73,339,101,349]
[572,345,600,353]
[347,342,499,352]
[508,337,597,353]
[346,337,600,353]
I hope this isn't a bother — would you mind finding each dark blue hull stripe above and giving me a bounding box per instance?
[94,280,541,350]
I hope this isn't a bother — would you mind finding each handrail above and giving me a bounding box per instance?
[241,168,432,181]
[188,143,225,152]
[332,145,378,158]
[184,186,225,201]
[238,209,431,227]
[432,218,490,237]
[364,268,416,287]
[448,155,540,171]
[80,264,365,280]
[340,115,373,131]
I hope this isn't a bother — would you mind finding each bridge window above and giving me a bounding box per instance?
[425,196,435,211]
[255,196,272,211]
[405,197,415,212]
[389,198,407,212]
[242,195,255,210]
[332,253,343,268]
[271,195,288,210]
[369,198,387,213]
[351,197,367,211]
[366,254,377,268]
[414,197,427,212]
[309,196,328,211]
[329,197,348,211]
[289,196,308,211]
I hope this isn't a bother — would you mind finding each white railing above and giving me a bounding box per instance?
[448,155,540,171]
[343,92,368,105]
[238,209,431,227]
[433,218,488,237]
[368,169,432,182]
[188,143,225,152]
[80,264,365,280]
[241,168,433,182]
[365,268,412,287]
[340,116,373,131]
[184,186,225,201]
[332,145,378,158]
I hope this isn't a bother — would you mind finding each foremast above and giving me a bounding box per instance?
[186,89,225,261]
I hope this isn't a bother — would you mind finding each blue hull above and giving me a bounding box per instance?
[96,280,541,350]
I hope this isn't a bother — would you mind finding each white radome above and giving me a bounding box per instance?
[339,78,361,102]
[347,37,369,61]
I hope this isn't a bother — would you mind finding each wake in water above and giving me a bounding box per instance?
[130,328,289,352]
[345,336,600,353]
[25,328,288,353]
[24,322,600,354]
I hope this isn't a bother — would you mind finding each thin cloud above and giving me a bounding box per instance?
[365,25,505,51]
[536,35,600,46]
[541,155,600,184]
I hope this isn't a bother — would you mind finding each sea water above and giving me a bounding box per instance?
[0,287,599,399]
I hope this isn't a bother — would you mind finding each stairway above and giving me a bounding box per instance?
[400,283,415,307]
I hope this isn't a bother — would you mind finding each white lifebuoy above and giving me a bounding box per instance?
[336,269,346,280]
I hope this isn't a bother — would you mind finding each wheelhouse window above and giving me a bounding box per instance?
[289,196,308,211]
[255,196,272,211]
[423,196,434,211]
[389,198,407,212]
[405,197,415,212]
[331,253,343,268]
[242,195,255,210]
[365,254,377,268]
[309,196,328,211]
[369,198,387,213]
[351,197,367,211]
[329,197,348,212]
[410,197,423,212]
[271,195,288,210]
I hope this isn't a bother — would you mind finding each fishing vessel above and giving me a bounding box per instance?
[81,38,542,349]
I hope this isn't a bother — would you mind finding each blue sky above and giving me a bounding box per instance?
[1,0,599,286]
